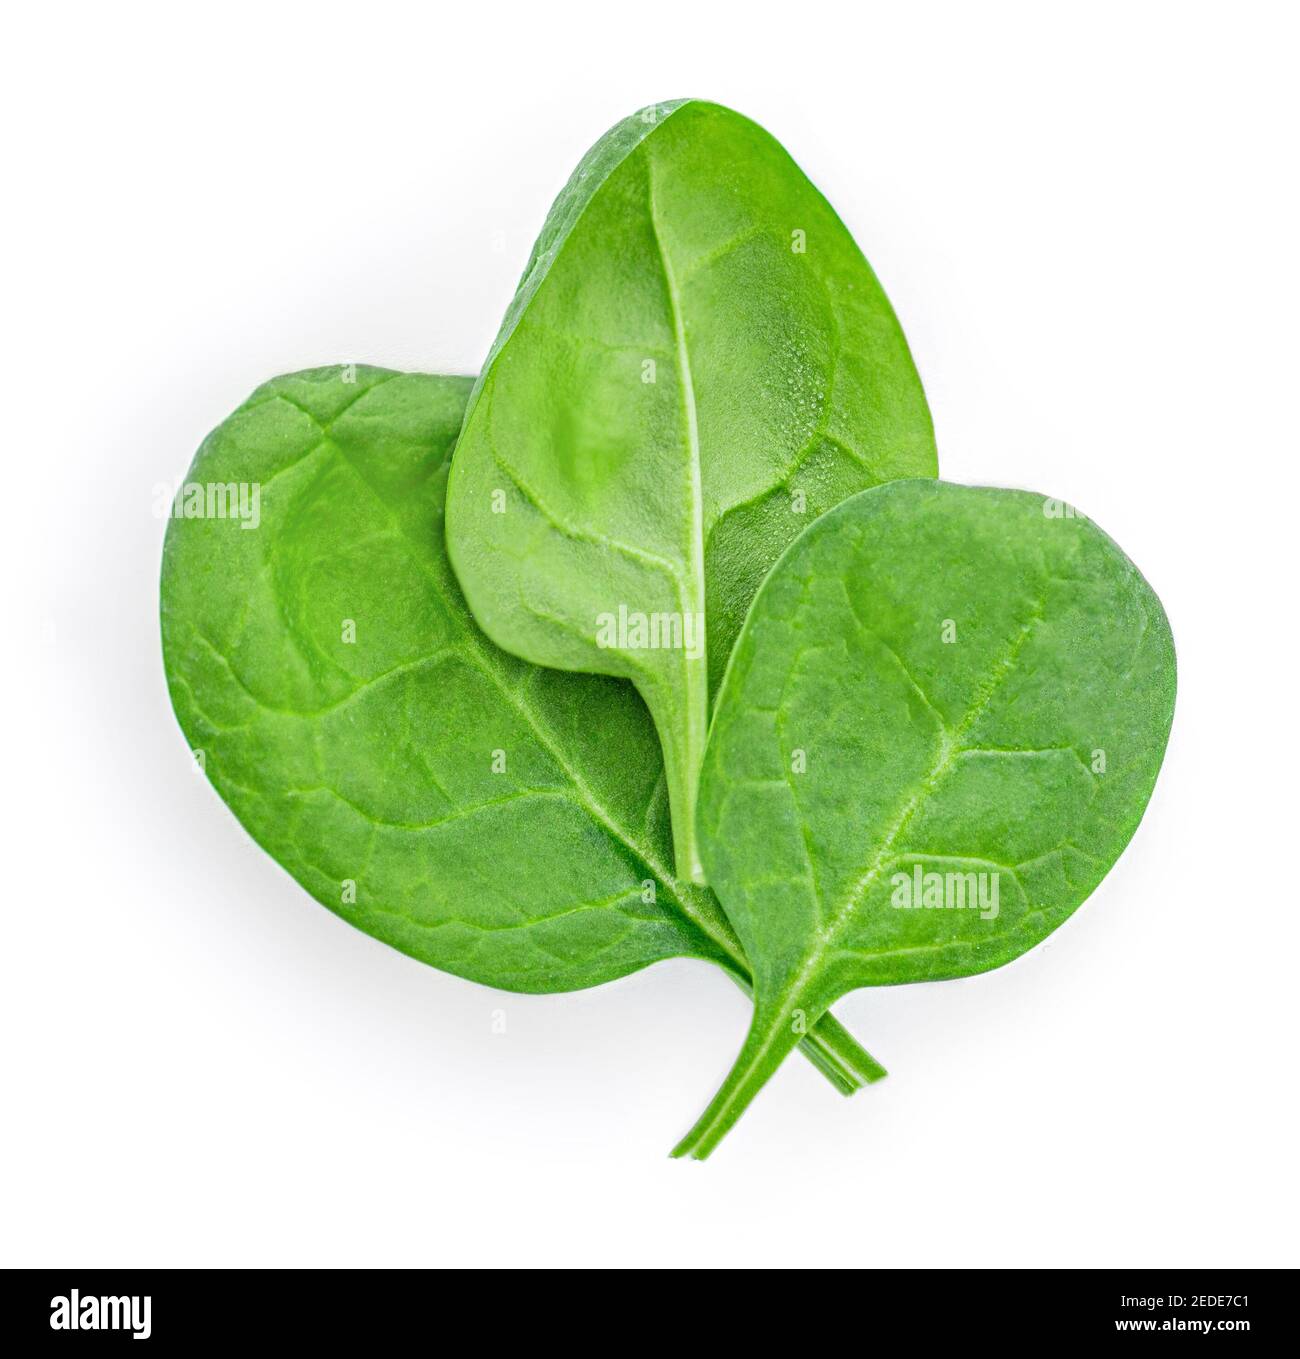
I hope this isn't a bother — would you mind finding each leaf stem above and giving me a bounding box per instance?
[720,972,885,1096]
[798,1010,888,1094]
[656,697,709,885]
[672,997,833,1159]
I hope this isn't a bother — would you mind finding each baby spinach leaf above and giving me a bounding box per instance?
[445,99,936,883]
[674,480,1176,1157]
[160,366,884,1093]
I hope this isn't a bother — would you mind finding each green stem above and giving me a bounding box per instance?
[642,667,884,1094]
[648,682,709,886]
[672,997,823,1159]
[722,972,884,1095]
[799,1009,888,1093]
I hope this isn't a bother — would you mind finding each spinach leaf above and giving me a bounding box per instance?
[674,480,1176,1157]
[445,100,936,883]
[160,366,884,1093]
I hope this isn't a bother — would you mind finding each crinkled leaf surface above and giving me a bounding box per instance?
[160,367,882,1090]
[675,480,1176,1156]
[446,99,936,882]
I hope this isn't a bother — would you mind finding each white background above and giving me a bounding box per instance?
[3,0,1296,1268]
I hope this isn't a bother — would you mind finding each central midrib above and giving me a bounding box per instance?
[780,597,1048,1001]
[646,158,707,677]
[645,158,710,885]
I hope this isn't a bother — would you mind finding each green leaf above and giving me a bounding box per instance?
[674,480,1176,1157]
[445,99,936,883]
[160,367,885,1094]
